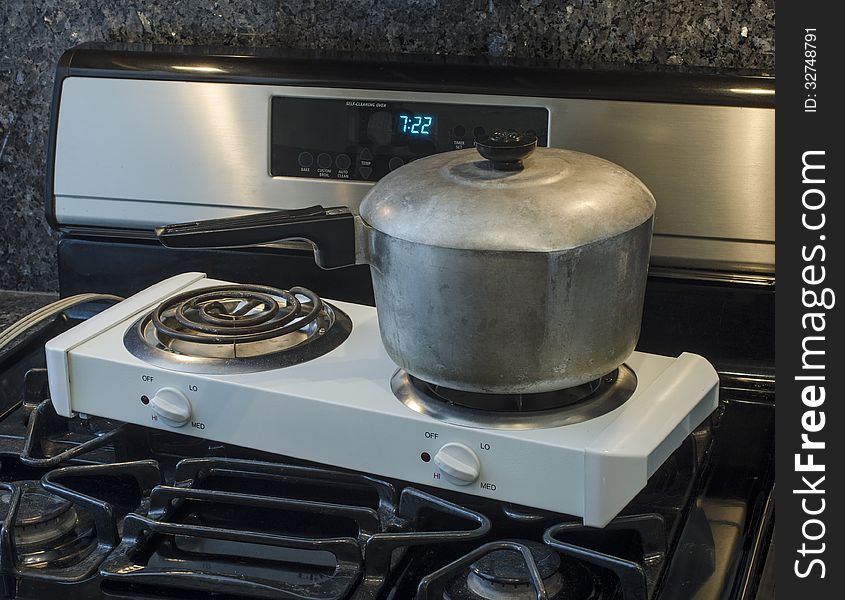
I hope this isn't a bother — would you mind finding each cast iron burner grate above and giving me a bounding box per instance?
[124,283,353,374]
[99,457,492,599]
[0,460,160,594]
[417,514,668,600]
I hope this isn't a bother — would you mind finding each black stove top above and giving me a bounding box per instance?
[0,301,774,600]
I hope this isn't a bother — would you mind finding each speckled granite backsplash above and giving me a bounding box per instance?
[1,0,774,292]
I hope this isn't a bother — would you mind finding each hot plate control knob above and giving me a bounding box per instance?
[150,387,191,427]
[433,443,480,485]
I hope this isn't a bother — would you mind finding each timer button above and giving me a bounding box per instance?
[336,154,351,170]
[359,166,373,179]
[388,157,405,171]
[317,153,332,169]
[453,125,466,138]
[297,152,314,168]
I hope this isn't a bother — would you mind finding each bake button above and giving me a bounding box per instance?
[359,166,373,179]
[359,147,373,161]
[297,152,314,168]
[388,157,405,171]
[336,153,352,170]
[317,153,332,169]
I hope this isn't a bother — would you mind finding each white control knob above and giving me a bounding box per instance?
[433,443,480,485]
[150,387,191,427]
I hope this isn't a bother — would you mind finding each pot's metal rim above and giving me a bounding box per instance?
[391,364,637,430]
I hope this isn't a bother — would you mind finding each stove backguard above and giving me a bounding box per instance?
[48,44,774,275]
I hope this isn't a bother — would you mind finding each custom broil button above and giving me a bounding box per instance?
[317,153,332,169]
[388,157,405,171]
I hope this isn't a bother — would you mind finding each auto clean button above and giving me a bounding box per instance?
[150,387,191,427]
[433,443,480,486]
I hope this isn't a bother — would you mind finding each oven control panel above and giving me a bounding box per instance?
[270,97,549,181]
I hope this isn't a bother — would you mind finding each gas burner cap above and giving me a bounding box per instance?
[124,284,352,374]
[444,540,573,600]
[0,481,97,568]
[393,365,637,430]
[470,540,561,584]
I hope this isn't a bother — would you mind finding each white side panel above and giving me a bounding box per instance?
[45,272,208,417]
[582,352,719,525]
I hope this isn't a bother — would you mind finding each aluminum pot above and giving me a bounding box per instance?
[157,132,656,394]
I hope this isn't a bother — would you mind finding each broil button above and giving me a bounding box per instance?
[150,387,191,427]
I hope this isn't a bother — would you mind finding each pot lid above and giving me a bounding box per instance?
[358,132,656,252]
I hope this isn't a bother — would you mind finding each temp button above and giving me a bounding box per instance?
[297,152,314,168]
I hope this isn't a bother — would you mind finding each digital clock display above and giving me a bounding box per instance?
[398,114,435,136]
[271,97,549,180]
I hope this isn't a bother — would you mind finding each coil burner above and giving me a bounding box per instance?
[393,367,637,430]
[125,284,352,374]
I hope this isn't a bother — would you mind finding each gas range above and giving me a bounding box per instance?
[0,310,772,599]
[2,43,774,599]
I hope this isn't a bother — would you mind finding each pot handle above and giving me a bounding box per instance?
[155,205,357,269]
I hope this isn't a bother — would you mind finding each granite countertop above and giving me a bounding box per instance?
[0,290,58,332]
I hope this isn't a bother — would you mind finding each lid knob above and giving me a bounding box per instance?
[475,131,538,171]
